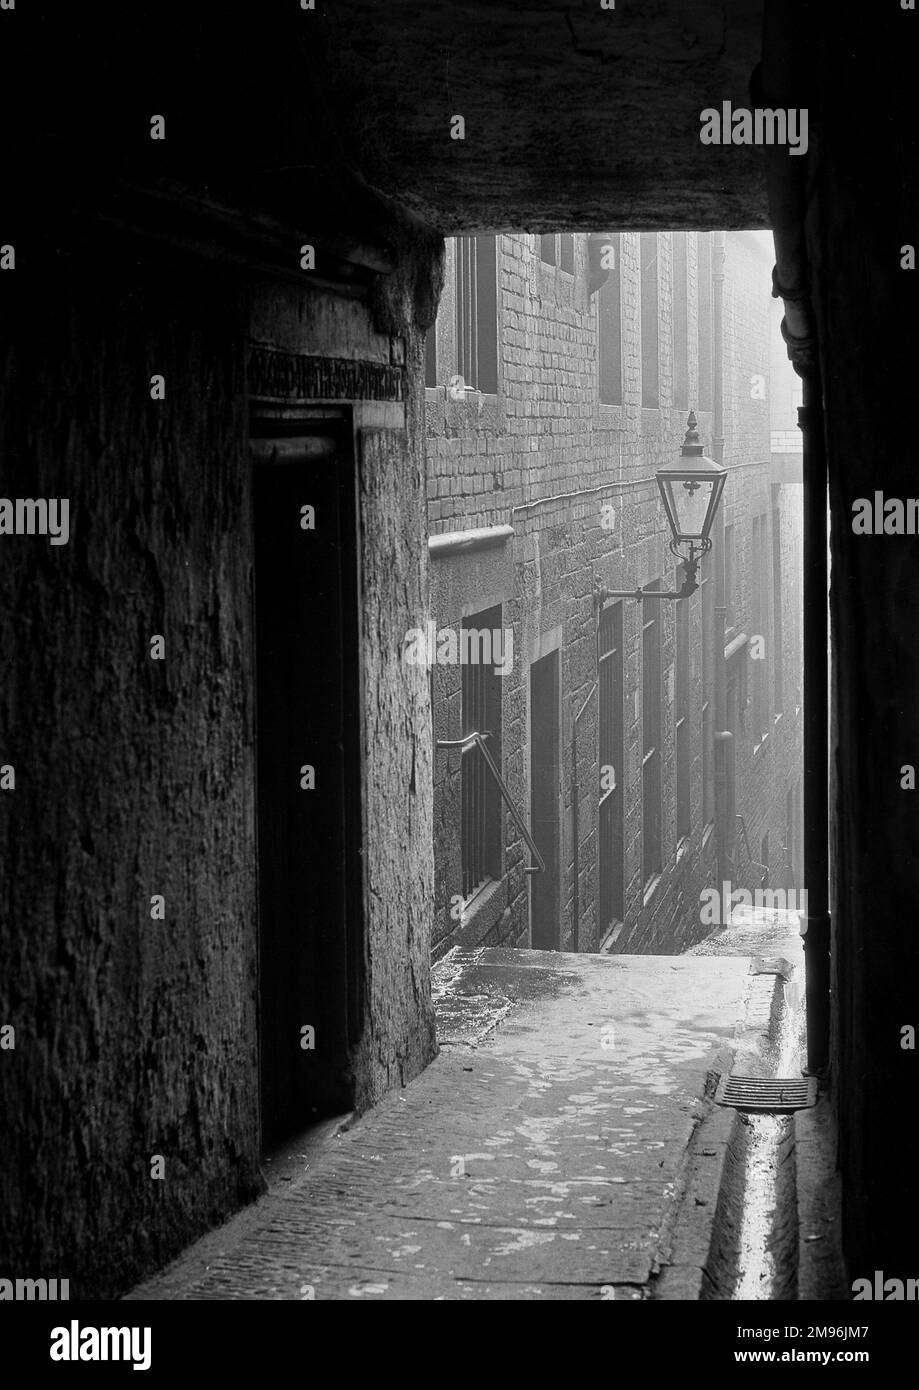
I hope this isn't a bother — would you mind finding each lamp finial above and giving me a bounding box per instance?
[681,410,703,457]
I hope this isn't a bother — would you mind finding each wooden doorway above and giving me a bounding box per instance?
[598,602,624,940]
[251,415,362,1150]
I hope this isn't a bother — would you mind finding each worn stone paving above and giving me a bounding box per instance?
[126,947,759,1301]
[686,904,804,968]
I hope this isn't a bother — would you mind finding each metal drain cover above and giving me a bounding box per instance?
[715,1074,817,1113]
[750,956,793,979]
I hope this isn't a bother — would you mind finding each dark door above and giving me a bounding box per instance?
[252,423,361,1149]
[530,650,560,949]
[598,602,624,937]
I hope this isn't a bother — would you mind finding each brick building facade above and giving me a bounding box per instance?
[426,230,804,960]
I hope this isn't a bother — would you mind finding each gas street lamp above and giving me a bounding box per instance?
[595,411,726,607]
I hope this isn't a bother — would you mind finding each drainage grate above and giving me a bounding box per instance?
[750,956,793,979]
[715,1074,817,1113]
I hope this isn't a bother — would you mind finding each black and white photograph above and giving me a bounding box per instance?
[1,0,917,1364]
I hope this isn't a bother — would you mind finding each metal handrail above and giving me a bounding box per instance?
[777,837,796,892]
[734,814,769,888]
[436,730,546,874]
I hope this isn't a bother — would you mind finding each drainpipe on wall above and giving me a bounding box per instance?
[712,230,726,472]
[712,230,734,888]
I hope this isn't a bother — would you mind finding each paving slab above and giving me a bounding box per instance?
[127,947,754,1301]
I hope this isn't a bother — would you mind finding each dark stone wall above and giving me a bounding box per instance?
[0,213,443,1294]
[2,3,767,240]
[0,236,261,1297]
[313,0,768,232]
[248,244,442,1113]
[353,419,439,1101]
[811,9,919,1277]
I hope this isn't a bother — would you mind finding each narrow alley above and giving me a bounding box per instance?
[128,912,839,1301]
[4,0,918,1350]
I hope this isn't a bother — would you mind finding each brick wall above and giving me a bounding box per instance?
[427,230,804,959]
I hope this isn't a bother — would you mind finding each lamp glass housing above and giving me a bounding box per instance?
[655,413,726,548]
[657,469,726,543]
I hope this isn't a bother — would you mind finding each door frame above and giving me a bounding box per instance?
[528,642,562,949]
[249,404,364,1150]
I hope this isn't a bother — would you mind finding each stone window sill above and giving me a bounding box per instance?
[460,877,503,932]
[643,872,662,908]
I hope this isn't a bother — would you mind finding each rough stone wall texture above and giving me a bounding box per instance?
[0,239,261,1298]
[249,251,442,1114]
[312,0,768,232]
[428,230,803,960]
[0,213,442,1295]
[6,3,769,242]
[362,235,442,1104]
[353,416,439,1103]
[812,7,919,1277]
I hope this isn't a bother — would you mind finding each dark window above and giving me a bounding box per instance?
[640,233,659,408]
[724,522,735,631]
[598,232,622,406]
[540,234,574,274]
[672,233,689,410]
[675,567,691,844]
[461,604,503,898]
[598,601,624,931]
[424,324,437,389]
[772,493,785,714]
[701,550,714,827]
[456,235,498,393]
[726,647,747,739]
[539,233,557,266]
[698,233,713,412]
[642,579,662,886]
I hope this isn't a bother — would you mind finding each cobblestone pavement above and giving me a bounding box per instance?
[128,948,758,1301]
[686,905,805,968]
